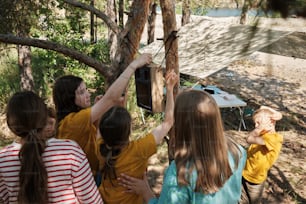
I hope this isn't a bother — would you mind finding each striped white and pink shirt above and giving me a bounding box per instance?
[0,138,103,204]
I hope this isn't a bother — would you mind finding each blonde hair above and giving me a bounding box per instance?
[253,109,270,118]
[253,106,282,122]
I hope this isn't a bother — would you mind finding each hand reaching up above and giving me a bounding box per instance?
[129,53,152,71]
[94,95,103,104]
[166,70,179,91]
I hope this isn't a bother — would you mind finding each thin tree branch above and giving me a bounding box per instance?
[63,0,120,35]
[0,34,112,78]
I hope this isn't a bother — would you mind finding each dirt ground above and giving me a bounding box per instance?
[147,16,306,204]
[206,17,306,204]
[209,53,305,204]
[0,16,305,204]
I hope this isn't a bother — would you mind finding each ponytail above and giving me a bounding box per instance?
[18,130,48,204]
[99,144,121,185]
[6,91,49,204]
[98,106,131,187]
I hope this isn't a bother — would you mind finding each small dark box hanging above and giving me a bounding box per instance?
[135,63,164,113]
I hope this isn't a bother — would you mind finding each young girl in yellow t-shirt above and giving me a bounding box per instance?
[96,71,178,204]
[53,54,152,173]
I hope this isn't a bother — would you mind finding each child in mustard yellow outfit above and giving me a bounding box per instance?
[96,71,178,204]
[53,54,152,174]
[240,106,283,204]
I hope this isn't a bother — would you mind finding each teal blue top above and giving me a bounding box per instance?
[149,145,246,204]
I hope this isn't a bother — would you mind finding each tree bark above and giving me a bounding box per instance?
[110,0,151,84]
[159,0,179,79]
[18,43,34,91]
[181,0,191,26]
[107,0,118,61]
[16,17,34,91]
[0,34,113,79]
[90,0,95,43]
[118,0,124,28]
[1,0,152,88]
[63,0,120,34]
[240,0,250,24]
[147,2,157,44]
[160,0,179,163]
[234,0,239,8]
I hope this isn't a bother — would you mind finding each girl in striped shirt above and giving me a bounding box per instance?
[0,91,103,204]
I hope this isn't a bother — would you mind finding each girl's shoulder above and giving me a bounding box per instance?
[62,108,91,121]
[0,141,21,155]
[46,138,83,152]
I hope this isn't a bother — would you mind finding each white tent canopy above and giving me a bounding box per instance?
[140,18,290,79]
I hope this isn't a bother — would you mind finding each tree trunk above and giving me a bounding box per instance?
[240,0,250,24]
[147,2,157,44]
[118,0,124,28]
[181,0,191,26]
[18,43,34,91]
[63,0,120,34]
[234,0,239,8]
[107,0,118,61]
[90,0,95,43]
[160,0,179,163]
[160,0,179,81]
[16,27,34,92]
[110,0,151,84]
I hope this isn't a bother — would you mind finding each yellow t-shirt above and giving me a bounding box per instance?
[57,108,99,172]
[243,132,283,184]
[97,133,157,204]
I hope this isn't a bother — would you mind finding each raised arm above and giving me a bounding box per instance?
[246,129,265,145]
[247,111,269,145]
[91,53,152,123]
[152,70,179,145]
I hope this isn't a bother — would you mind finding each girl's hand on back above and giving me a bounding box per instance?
[118,172,155,203]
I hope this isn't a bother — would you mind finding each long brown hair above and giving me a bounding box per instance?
[53,75,83,122]
[174,90,241,193]
[6,91,48,204]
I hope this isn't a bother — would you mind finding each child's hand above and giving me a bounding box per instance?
[129,53,152,70]
[118,172,155,203]
[247,130,265,145]
[94,94,103,104]
[255,119,274,135]
[165,70,179,90]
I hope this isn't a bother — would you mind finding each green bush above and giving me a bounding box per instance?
[0,50,20,110]
[31,39,110,101]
